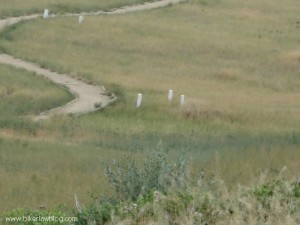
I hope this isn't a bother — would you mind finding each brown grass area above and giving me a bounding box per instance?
[238,8,267,21]
[212,68,241,81]
[282,51,300,63]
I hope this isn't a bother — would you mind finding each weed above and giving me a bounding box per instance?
[104,145,187,201]
[74,198,117,225]
[106,84,126,105]
[94,102,102,109]
[75,161,300,225]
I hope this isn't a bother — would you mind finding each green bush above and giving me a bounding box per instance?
[293,180,300,197]
[253,181,281,198]
[74,195,122,225]
[104,144,188,201]
[74,169,300,225]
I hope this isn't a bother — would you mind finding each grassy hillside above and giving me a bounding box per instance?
[0,0,152,18]
[0,0,299,214]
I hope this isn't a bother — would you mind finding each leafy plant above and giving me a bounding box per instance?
[104,144,188,201]
[74,196,118,225]
[293,180,300,197]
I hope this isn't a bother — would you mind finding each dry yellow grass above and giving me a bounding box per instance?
[282,50,300,63]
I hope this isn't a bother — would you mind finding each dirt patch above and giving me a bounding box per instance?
[282,51,300,63]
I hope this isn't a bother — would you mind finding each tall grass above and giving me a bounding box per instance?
[0,64,73,117]
[0,0,299,112]
[0,0,154,18]
[74,149,300,225]
[0,0,299,212]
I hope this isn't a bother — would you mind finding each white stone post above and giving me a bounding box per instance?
[180,95,185,106]
[43,9,49,19]
[137,93,142,108]
[79,15,84,24]
[168,89,173,101]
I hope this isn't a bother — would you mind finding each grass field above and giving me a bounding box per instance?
[0,0,152,18]
[0,0,299,214]
[0,64,73,118]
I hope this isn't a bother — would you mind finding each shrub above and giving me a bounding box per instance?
[75,151,300,225]
[74,197,117,225]
[104,144,188,201]
[293,180,300,197]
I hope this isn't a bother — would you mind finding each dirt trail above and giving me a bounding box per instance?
[0,54,115,120]
[0,0,187,120]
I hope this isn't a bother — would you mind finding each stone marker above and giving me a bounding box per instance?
[137,93,142,108]
[79,15,84,24]
[180,95,185,106]
[43,9,49,19]
[168,90,173,101]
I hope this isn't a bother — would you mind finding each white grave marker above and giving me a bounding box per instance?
[79,15,84,24]
[180,95,185,106]
[137,93,142,108]
[168,90,173,101]
[43,9,49,19]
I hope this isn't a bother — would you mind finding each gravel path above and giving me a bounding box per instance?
[0,0,187,120]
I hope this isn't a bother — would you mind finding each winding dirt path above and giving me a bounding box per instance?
[0,54,115,120]
[0,0,187,120]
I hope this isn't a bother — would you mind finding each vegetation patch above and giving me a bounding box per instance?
[0,64,73,117]
[0,0,299,219]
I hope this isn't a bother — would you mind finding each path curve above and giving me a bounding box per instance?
[0,54,115,120]
[0,0,187,120]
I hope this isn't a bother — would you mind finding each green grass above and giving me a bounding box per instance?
[0,138,117,211]
[0,0,299,212]
[0,0,153,18]
[0,64,73,117]
[0,63,73,137]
